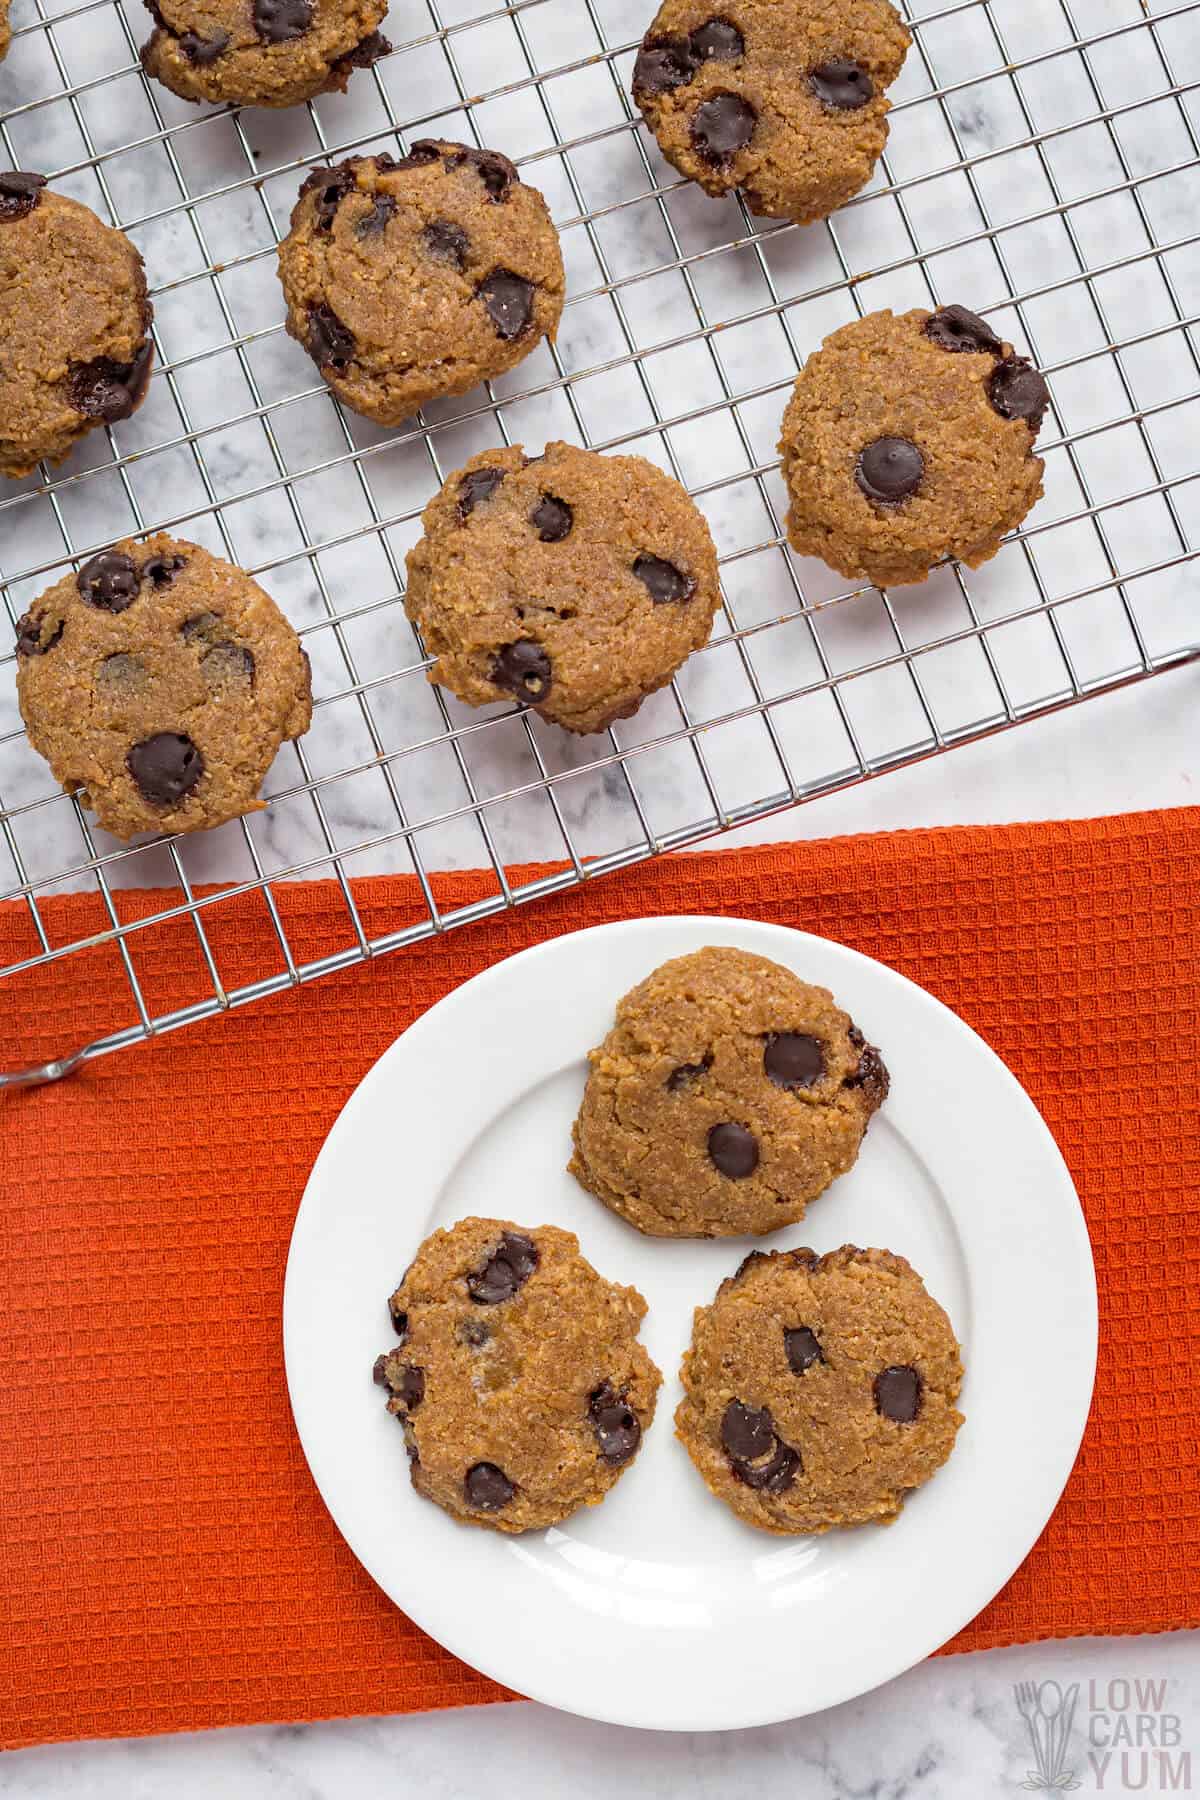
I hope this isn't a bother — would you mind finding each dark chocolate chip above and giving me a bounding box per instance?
[303,159,359,230]
[396,140,441,169]
[457,466,505,520]
[394,1363,425,1409]
[633,554,693,604]
[721,1400,775,1462]
[422,217,469,267]
[847,1024,865,1048]
[690,17,743,61]
[180,611,220,644]
[736,1439,800,1493]
[0,171,47,223]
[855,436,924,505]
[988,355,1049,432]
[144,552,186,587]
[464,1461,514,1510]
[809,58,874,110]
[180,28,229,62]
[459,1317,489,1348]
[372,1353,389,1385]
[784,1326,824,1375]
[530,495,572,542]
[388,1297,408,1339]
[332,28,390,71]
[126,732,204,808]
[845,1041,890,1107]
[666,1054,710,1091]
[764,1031,824,1090]
[97,651,145,687]
[478,269,535,341]
[77,551,140,612]
[201,643,255,686]
[447,146,519,202]
[633,36,697,97]
[589,1382,642,1466]
[14,613,63,658]
[690,92,757,164]
[356,193,396,238]
[467,1230,539,1305]
[492,638,552,705]
[252,0,312,42]
[306,303,355,373]
[708,1121,759,1179]
[923,304,1002,355]
[874,1364,922,1422]
[69,339,154,423]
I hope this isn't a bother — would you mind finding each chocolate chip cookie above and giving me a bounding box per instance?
[276,144,564,425]
[780,305,1049,586]
[15,534,311,839]
[570,947,888,1238]
[632,0,910,223]
[140,0,388,108]
[404,440,721,734]
[374,1217,661,1534]
[0,176,154,480]
[677,1244,964,1533]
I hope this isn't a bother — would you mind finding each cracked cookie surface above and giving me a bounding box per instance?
[570,947,889,1237]
[404,440,721,734]
[15,533,311,839]
[140,0,388,108]
[374,1216,661,1534]
[277,144,563,424]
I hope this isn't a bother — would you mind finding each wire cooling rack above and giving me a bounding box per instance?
[0,0,1198,1086]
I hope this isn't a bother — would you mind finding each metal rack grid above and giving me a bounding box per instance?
[1,0,1197,1086]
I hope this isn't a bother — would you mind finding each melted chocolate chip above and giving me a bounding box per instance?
[465,1461,514,1510]
[589,1382,642,1466]
[809,58,874,110]
[923,304,1002,355]
[492,638,552,704]
[396,140,441,169]
[708,1121,759,1179]
[478,269,535,341]
[530,495,572,542]
[764,1031,824,1090]
[736,1439,800,1493]
[721,1399,774,1461]
[855,436,924,505]
[144,552,186,587]
[333,29,390,71]
[633,554,693,604]
[180,611,219,644]
[457,466,505,520]
[372,1353,389,1385]
[0,170,47,223]
[97,652,146,688]
[422,217,469,267]
[447,146,518,202]
[14,613,63,658]
[632,36,697,97]
[69,340,154,424]
[306,303,355,372]
[874,1364,922,1422]
[126,732,204,808]
[356,193,396,238]
[666,1054,710,1091]
[180,28,229,62]
[467,1230,539,1305]
[845,1041,889,1107]
[201,643,255,686]
[388,1297,408,1339]
[252,0,312,41]
[988,355,1049,432]
[304,159,359,230]
[690,17,743,61]
[77,551,140,612]
[394,1363,425,1409]
[784,1326,824,1375]
[691,92,757,164]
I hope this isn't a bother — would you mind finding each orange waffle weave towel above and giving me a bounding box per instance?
[1,808,1198,1750]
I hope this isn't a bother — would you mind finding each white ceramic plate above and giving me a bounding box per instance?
[284,916,1097,1732]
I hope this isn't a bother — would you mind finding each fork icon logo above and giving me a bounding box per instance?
[1014,1681,1082,1791]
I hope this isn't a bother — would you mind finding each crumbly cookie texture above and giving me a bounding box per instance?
[677,1244,964,1533]
[779,304,1049,586]
[15,534,311,839]
[374,1217,662,1534]
[140,0,389,108]
[570,947,888,1238]
[404,440,722,735]
[277,144,564,425]
[632,0,910,223]
[0,176,153,479]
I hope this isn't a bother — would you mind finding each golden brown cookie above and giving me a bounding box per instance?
[140,0,388,108]
[374,1217,661,1534]
[676,1245,964,1533]
[404,440,721,735]
[632,0,910,222]
[570,947,888,1238]
[0,175,153,480]
[779,305,1049,586]
[15,534,311,839]
[277,144,564,425]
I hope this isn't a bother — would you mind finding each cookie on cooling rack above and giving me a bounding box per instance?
[140,0,389,108]
[779,305,1049,586]
[632,0,910,223]
[14,534,311,840]
[569,947,888,1238]
[0,175,153,480]
[403,440,721,734]
[374,1217,661,1533]
[276,144,564,425]
[676,1244,964,1533]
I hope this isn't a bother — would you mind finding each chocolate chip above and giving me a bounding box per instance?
[180,611,220,644]
[388,1297,408,1339]
[332,28,390,71]
[633,36,697,97]
[69,339,154,423]
[874,1364,922,1422]
[464,1461,514,1510]
[708,1121,759,1179]
[855,436,924,505]
[478,269,535,341]
[459,1318,489,1348]
[988,355,1049,432]
[394,1363,425,1409]
[252,0,312,41]
[721,1400,775,1461]
[126,732,204,808]
[396,140,441,169]
[14,613,63,658]
[530,495,572,542]
[447,146,518,202]
[0,171,46,224]
[736,1440,800,1493]
[845,1041,889,1107]
[457,467,505,520]
[372,1354,390,1386]
[690,18,743,61]
[633,554,693,604]
[97,651,146,687]
[589,1382,641,1465]
[422,218,469,268]
[356,194,396,238]
[180,28,229,62]
[784,1326,824,1375]
[306,303,355,373]
[764,1031,824,1090]
[201,643,255,687]
[809,58,874,110]
[923,304,1001,355]
[492,639,552,705]
[467,1230,539,1304]
[690,92,757,164]
[77,551,140,612]
[144,553,186,587]
[303,159,359,230]
[666,1055,710,1091]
